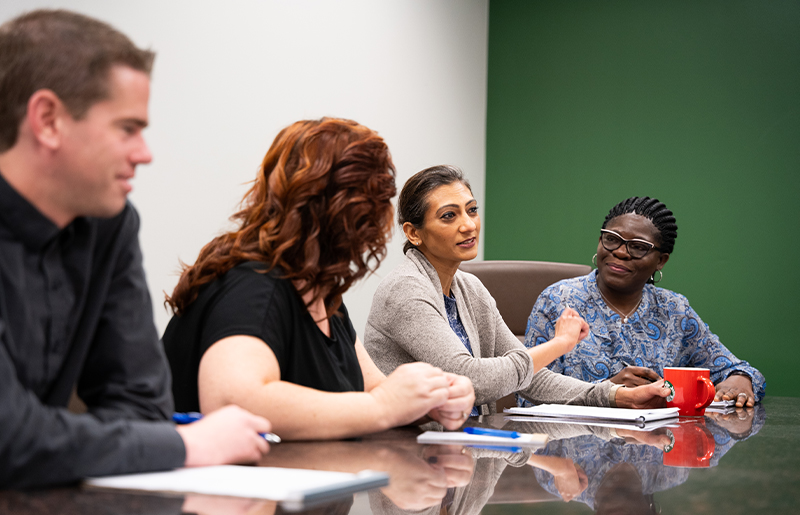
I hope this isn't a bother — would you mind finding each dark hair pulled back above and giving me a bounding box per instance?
[397,165,471,253]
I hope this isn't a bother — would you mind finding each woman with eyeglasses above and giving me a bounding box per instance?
[522,197,765,408]
[365,168,671,415]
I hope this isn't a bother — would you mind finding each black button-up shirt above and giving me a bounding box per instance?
[0,173,184,487]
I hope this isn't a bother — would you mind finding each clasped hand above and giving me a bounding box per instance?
[372,363,475,430]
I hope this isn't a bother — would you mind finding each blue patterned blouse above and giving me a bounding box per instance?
[443,293,480,417]
[521,270,766,406]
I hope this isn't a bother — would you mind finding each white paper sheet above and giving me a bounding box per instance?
[85,465,388,506]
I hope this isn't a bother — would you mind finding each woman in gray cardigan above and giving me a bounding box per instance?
[364,165,669,415]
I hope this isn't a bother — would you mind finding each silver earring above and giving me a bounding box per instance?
[652,270,663,283]
[592,253,597,267]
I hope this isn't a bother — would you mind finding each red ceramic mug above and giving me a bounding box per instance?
[664,367,715,416]
[663,419,715,468]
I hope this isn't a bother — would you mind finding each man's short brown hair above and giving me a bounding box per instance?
[0,9,154,152]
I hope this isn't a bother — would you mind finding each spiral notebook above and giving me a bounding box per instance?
[504,404,680,428]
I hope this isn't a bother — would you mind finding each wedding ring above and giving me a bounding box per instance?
[737,393,747,397]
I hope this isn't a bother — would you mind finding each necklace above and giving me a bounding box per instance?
[598,288,642,323]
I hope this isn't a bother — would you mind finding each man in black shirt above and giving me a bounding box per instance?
[0,9,271,488]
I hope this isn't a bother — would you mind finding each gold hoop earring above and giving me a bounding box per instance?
[592,254,597,267]
[652,270,663,283]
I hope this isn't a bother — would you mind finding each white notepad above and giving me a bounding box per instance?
[504,404,680,428]
[85,465,388,510]
[417,430,548,448]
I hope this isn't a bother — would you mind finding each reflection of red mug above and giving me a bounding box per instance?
[664,367,715,417]
[663,419,715,468]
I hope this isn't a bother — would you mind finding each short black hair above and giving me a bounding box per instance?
[602,197,678,254]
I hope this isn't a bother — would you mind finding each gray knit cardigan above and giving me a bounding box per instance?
[364,249,618,414]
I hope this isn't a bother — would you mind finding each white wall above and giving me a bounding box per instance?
[0,0,488,337]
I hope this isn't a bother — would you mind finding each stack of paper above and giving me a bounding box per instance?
[504,404,680,429]
[706,399,738,414]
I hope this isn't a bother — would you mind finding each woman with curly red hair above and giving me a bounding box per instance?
[163,118,474,440]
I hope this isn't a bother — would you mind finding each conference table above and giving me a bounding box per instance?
[2,396,798,514]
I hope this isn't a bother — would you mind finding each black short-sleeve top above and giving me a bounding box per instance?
[162,261,364,412]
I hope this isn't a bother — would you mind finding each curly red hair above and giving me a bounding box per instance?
[167,118,396,316]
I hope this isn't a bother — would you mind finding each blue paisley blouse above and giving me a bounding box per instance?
[521,270,766,405]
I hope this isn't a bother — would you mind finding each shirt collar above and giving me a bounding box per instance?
[0,170,62,251]
[587,268,658,319]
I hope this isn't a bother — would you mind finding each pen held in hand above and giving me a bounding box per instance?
[172,412,281,444]
[620,360,657,383]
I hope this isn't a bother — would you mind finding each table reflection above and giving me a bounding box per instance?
[519,404,765,513]
[259,432,476,510]
[0,403,774,515]
[368,446,525,515]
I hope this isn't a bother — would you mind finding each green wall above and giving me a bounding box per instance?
[485,1,800,397]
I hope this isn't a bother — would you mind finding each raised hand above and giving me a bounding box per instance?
[554,307,590,351]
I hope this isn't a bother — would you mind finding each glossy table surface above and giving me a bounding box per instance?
[2,396,798,514]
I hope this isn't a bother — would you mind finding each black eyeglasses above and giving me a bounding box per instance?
[600,229,661,259]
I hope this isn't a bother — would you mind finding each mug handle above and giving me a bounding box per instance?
[696,376,716,410]
[694,426,715,464]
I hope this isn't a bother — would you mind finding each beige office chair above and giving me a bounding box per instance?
[458,260,592,411]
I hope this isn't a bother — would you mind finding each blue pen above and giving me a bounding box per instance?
[463,427,521,439]
[172,412,282,444]
[472,445,523,453]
